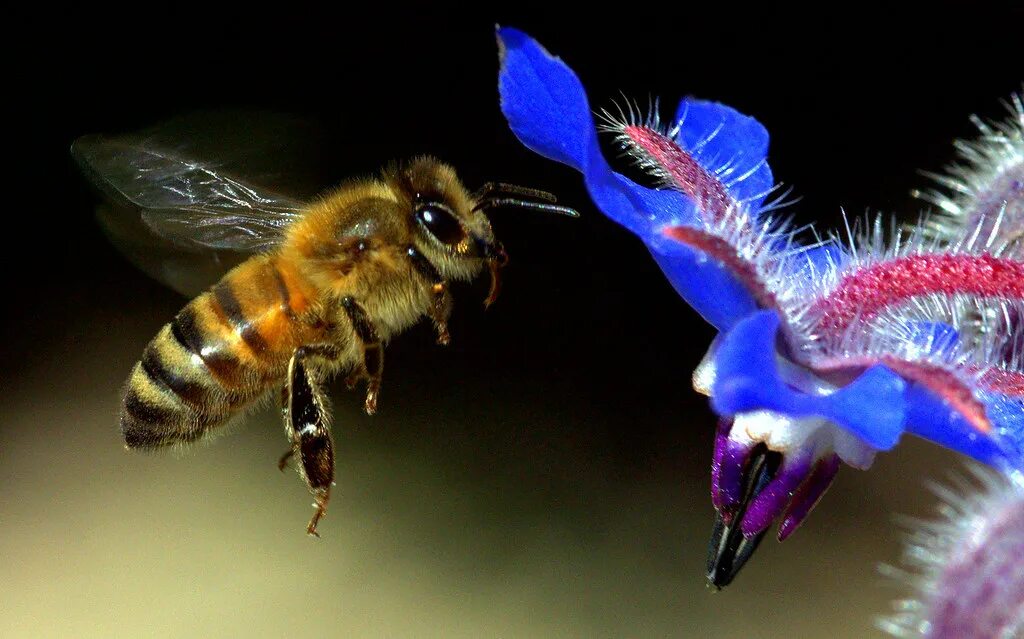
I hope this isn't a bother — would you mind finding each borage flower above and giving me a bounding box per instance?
[497,27,1024,587]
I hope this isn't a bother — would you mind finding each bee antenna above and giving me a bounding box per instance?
[472,182,560,203]
[473,197,580,217]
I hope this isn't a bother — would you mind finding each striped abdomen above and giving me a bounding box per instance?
[121,255,321,447]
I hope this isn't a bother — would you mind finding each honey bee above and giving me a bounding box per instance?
[73,115,576,536]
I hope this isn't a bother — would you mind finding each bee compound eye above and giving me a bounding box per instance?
[414,203,464,245]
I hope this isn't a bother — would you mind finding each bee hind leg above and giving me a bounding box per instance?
[282,346,337,537]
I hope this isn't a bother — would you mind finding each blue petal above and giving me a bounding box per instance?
[710,311,1021,465]
[882,322,1021,466]
[647,238,759,331]
[710,311,907,450]
[903,386,1016,467]
[497,27,596,171]
[497,27,760,331]
[671,98,774,207]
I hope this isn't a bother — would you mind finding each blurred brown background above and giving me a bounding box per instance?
[5,3,1022,637]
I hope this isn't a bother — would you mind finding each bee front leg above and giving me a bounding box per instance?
[406,246,452,345]
[283,346,337,537]
[341,297,384,415]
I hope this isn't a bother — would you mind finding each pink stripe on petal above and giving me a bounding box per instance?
[622,125,733,223]
[978,367,1024,396]
[881,358,993,433]
[811,254,1024,334]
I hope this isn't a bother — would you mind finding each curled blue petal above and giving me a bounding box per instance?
[873,321,1022,466]
[707,311,1021,462]
[497,27,596,171]
[498,26,696,236]
[498,27,762,331]
[710,311,907,450]
[671,98,774,207]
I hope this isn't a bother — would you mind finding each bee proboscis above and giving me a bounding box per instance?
[74,116,577,535]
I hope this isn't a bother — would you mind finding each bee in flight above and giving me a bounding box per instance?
[73,115,577,536]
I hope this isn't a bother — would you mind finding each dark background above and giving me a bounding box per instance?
[5,3,1021,637]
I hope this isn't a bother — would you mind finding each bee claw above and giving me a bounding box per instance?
[277,448,295,472]
[483,249,507,308]
[306,490,329,537]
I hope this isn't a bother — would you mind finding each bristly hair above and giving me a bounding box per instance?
[597,94,810,335]
[912,89,1024,251]
[788,210,1024,345]
[877,465,1024,638]
[596,97,796,224]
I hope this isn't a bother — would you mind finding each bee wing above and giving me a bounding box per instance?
[72,133,304,252]
[73,112,331,295]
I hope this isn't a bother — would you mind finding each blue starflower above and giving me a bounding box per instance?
[497,27,1024,586]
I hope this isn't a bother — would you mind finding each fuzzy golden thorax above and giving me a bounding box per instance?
[276,158,497,334]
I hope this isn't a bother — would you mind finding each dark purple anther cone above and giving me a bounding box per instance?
[710,418,755,523]
[706,446,780,589]
[779,454,841,541]
[740,454,813,537]
[710,418,731,511]
[707,418,845,587]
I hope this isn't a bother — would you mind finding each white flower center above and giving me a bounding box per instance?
[731,410,876,469]
[694,336,878,469]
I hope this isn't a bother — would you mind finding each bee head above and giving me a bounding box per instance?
[387,156,577,307]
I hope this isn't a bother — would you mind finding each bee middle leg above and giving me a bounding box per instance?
[282,345,338,537]
[341,296,385,415]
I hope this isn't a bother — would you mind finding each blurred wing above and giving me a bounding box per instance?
[73,112,332,295]
[91,200,251,298]
[73,133,303,252]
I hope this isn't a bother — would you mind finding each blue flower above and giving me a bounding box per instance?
[497,27,1024,586]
